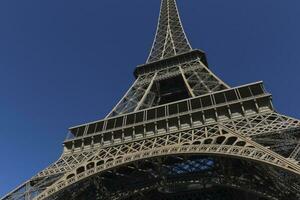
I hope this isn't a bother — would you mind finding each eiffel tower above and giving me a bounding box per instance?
[3,0,300,200]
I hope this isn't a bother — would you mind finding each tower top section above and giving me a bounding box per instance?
[147,0,192,63]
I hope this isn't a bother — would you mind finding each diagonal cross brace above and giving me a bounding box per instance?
[147,0,192,63]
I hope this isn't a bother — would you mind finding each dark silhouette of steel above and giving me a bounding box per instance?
[2,0,300,200]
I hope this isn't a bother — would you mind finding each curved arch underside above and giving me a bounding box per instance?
[34,123,300,200]
[49,155,300,200]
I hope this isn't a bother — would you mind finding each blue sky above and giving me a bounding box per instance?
[1,0,300,197]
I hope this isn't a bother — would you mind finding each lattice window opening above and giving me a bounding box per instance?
[154,74,192,105]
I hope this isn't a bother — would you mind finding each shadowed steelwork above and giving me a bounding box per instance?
[2,0,300,200]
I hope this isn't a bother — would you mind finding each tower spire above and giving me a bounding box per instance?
[147,0,192,63]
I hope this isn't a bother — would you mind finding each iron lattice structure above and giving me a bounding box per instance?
[3,0,300,200]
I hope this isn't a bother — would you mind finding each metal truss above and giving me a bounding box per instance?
[31,113,300,199]
[107,73,158,117]
[289,142,300,160]
[5,91,300,199]
[2,0,300,200]
[108,56,228,117]
[28,110,300,179]
[147,0,192,63]
[2,175,61,200]
[179,59,229,96]
[34,149,99,178]
[48,156,298,200]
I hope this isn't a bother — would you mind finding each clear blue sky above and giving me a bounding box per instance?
[1,0,300,197]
